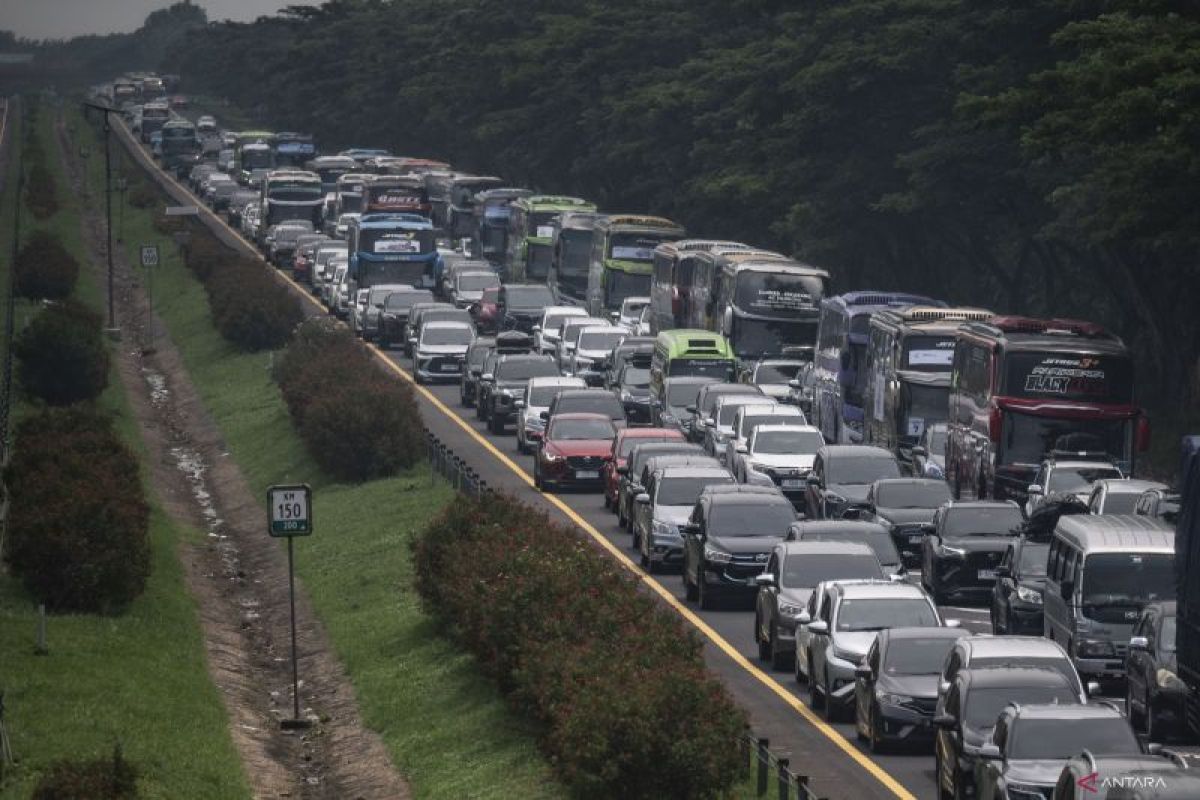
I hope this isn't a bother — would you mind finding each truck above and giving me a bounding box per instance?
[347,213,441,293]
[1176,436,1200,740]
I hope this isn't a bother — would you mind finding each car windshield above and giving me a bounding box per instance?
[883,637,960,676]
[422,327,473,346]
[459,273,499,291]
[781,553,882,589]
[754,429,824,455]
[578,331,626,351]
[496,360,560,381]
[969,657,1078,692]
[1001,412,1132,468]
[505,286,555,307]
[667,382,706,407]
[1007,717,1138,760]
[621,367,650,388]
[942,506,1023,537]
[719,401,773,426]
[874,482,951,509]
[550,418,615,441]
[1048,466,1123,493]
[835,599,938,632]
[558,396,624,418]
[384,292,429,310]
[802,530,901,567]
[656,476,732,506]
[1018,543,1049,577]
[756,363,802,383]
[964,686,1076,730]
[544,313,582,332]
[1081,553,1174,607]
[708,503,794,537]
[529,386,568,406]
[740,414,801,439]
[826,456,901,485]
[617,436,679,458]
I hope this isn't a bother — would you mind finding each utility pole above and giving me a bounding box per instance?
[82,101,119,332]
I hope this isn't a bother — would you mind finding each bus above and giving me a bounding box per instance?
[863,306,993,463]
[506,195,597,282]
[709,256,831,361]
[946,316,1148,502]
[587,215,685,317]
[811,291,943,445]
[158,119,199,177]
[650,240,749,335]
[348,213,440,292]
[259,169,325,228]
[139,101,171,143]
[234,132,277,186]
[446,175,503,239]
[274,132,316,168]
[361,175,431,218]
[335,173,371,217]
[684,248,787,331]
[548,211,608,306]
[474,188,532,267]
[307,156,358,194]
[649,330,738,411]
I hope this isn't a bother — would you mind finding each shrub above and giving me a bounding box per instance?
[32,745,139,800]
[25,162,59,220]
[127,178,158,209]
[205,260,304,351]
[14,230,80,300]
[14,300,109,405]
[413,496,746,799]
[4,407,150,613]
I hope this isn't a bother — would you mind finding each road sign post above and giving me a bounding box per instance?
[267,483,312,730]
[139,244,159,268]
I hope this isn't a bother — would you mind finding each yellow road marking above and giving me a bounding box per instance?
[123,121,915,800]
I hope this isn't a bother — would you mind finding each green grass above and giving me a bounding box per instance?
[103,120,566,798]
[0,97,251,800]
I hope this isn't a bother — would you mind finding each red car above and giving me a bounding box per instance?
[472,286,501,334]
[533,413,617,493]
[292,249,313,285]
[604,427,687,510]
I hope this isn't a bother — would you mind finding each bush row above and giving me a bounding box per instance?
[21,101,60,221]
[14,299,109,405]
[274,318,424,483]
[15,230,80,301]
[3,405,151,613]
[413,495,746,799]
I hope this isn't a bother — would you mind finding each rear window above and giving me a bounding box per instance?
[496,359,560,381]
[781,553,882,588]
[656,476,732,506]
[708,502,794,537]
[941,506,1023,537]
[618,435,680,458]
[557,395,624,419]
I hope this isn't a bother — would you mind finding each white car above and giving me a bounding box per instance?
[515,376,587,454]
[555,316,608,374]
[569,325,627,386]
[746,359,809,403]
[611,296,650,331]
[739,424,825,507]
[1024,456,1124,517]
[533,306,589,355]
[726,407,806,480]
[703,394,777,465]
[334,212,360,239]
[451,270,500,309]
[412,322,475,384]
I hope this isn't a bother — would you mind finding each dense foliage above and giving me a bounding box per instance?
[14,299,109,404]
[15,230,80,300]
[275,318,424,482]
[157,0,1200,406]
[413,494,746,799]
[4,406,151,613]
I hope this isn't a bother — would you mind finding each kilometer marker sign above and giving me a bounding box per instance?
[268,484,312,537]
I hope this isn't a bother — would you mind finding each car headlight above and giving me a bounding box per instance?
[1158,668,1186,691]
[831,644,864,664]
[1015,585,1043,605]
[651,520,679,539]
[1076,639,1116,658]
[926,463,944,479]
[778,601,805,618]
[1006,783,1049,800]
[937,542,966,557]
[703,544,733,564]
[524,416,545,430]
[877,691,913,706]
[824,492,846,505]
[542,450,564,464]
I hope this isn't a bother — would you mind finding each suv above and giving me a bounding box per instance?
[554,317,608,374]
[975,703,1140,800]
[703,394,777,465]
[804,446,902,520]
[544,388,627,431]
[616,442,705,530]
[738,424,824,508]
[634,466,735,573]
[1026,455,1124,517]
[688,383,763,443]
[755,540,885,670]
[459,338,496,407]
[1126,601,1184,742]
[911,422,948,481]
[934,667,1080,800]
[800,580,943,720]
[864,478,951,568]
[745,358,809,403]
[990,537,1051,635]
[478,354,561,433]
[603,428,685,509]
[789,520,906,578]
[653,375,718,431]
[680,487,795,607]
[568,325,627,386]
[727,407,806,480]
[532,306,588,355]
[937,635,1091,703]
[412,321,474,384]
[515,377,586,454]
[921,500,1024,604]
[532,413,616,492]
[1051,750,1194,800]
[1088,478,1169,515]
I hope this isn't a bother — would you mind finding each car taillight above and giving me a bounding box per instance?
[1137,416,1151,452]
[988,407,1002,443]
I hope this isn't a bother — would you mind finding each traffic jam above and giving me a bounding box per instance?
[109,71,1200,800]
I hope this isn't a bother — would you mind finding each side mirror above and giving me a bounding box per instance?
[979,744,1001,760]
[854,663,872,679]
[480,373,494,382]
[788,379,800,389]
[1061,580,1074,601]
[995,565,1011,578]
[797,610,811,624]
[1129,636,1150,652]
[753,573,775,587]
[408,336,417,345]
[806,620,829,636]
[939,680,950,694]
[532,325,541,333]
[635,493,650,505]
[933,713,957,731]
[513,400,526,409]
[702,418,714,428]
[911,446,927,458]
[1027,484,1044,496]
[944,619,962,628]
[1086,680,1101,697]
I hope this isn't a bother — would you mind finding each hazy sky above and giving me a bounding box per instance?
[0,0,303,40]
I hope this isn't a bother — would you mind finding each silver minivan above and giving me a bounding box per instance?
[1043,514,1174,683]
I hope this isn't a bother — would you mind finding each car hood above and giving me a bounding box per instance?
[827,484,871,503]
[875,507,936,526]
[708,533,783,556]
[876,673,939,699]
[748,452,815,471]
[779,587,813,608]
[457,290,484,302]
[655,506,693,526]
[416,344,468,356]
[576,348,611,361]
[941,534,1016,552]
[1001,760,1065,787]
[757,383,792,400]
[545,440,612,458]
[830,631,877,661]
[621,386,651,399]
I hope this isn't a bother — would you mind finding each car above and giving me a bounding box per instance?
[568,325,627,386]
[790,520,907,578]
[603,427,686,509]
[864,478,951,568]
[412,321,475,384]
[532,306,588,354]
[311,244,348,291]
[727,405,807,482]
[290,234,331,284]
[611,295,649,331]
[804,446,903,520]
[554,316,608,374]
[631,303,653,336]
[635,466,736,573]
[629,454,725,539]
[321,261,347,309]
[703,394,777,465]
[544,388,627,431]
[515,376,587,454]
[934,667,1080,800]
[1087,478,1170,515]
[459,338,496,407]
[938,635,1091,703]
[471,285,501,334]
[975,702,1140,800]
[266,221,315,267]
[921,500,1024,604]
[755,541,887,671]
[910,422,948,481]
[330,268,353,318]
[533,413,617,492]
[786,361,817,416]
[852,627,970,752]
[801,580,944,720]
[1126,601,1185,742]
[405,305,472,357]
[687,383,764,443]
[334,212,360,239]
[1135,488,1182,524]
[653,375,719,432]
[497,283,556,333]
[450,269,500,309]
[990,537,1050,635]
[744,358,809,403]
[1025,455,1124,517]
[616,441,705,530]
[353,283,413,339]
[1051,750,1194,800]
[376,289,435,348]
[603,337,655,391]
[737,423,823,506]
[612,360,654,425]
[479,354,561,433]
[680,485,794,603]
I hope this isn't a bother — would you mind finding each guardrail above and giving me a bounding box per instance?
[425,431,490,498]
[743,732,827,800]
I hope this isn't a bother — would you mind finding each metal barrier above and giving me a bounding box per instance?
[742,732,827,800]
[424,430,491,498]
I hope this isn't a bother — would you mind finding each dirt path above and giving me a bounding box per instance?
[55,114,411,800]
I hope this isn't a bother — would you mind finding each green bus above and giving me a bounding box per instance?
[505,195,596,282]
[649,329,737,405]
[587,215,685,316]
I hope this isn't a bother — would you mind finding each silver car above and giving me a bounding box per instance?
[515,376,587,454]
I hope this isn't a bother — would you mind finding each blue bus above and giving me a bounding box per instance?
[811,291,943,444]
[348,213,441,293]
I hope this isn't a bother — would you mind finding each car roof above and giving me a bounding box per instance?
[550,412,614,423]
[577,325,627,336]
[874,478,948,489]
[790,520,888,538]
[780,540,876,558]
[752,423,819,435]
[705,491,793,508]
[944,500,1022,511]
[960,636,1067,660]
[543,305,587,316]
[959,666,1072,689]
[1008,703,1123,721]
[655,466,734,480]
[556,388,620,399]
[618,427,685,440]
[880,626,969,643]
[834,582,929,601]
[701,484,786,498]
[819,445,896,460]
[1095,478,1169,495]
[527,376,586,388]
[1055,514,1175,550]
[422,321,472,330]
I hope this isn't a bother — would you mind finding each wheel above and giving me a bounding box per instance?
[794,652,806,685]
[476,398,487,420]
[698,575,716,610]
[488,414,503,434]
[517,437,527,455]
[533,464,542,490]
[1146,692,1163,742]
[769,624,790,672]
[808,659,824,709]
[868,703,887,754]
[822,669,838,721]
[952,467,963,501]
[603,492,612,510]
[952,769,968,800]
[684,566,698,601]
[936,754,953,800]
[617,501,628,528]
[644,552,659,574]
[1126,683,1143,731]
[990,605,1003,635]
[414,371,425,385]
[461,387,473,407]
[757,616,772,662]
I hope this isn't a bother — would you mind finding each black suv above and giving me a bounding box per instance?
[990,537,1049,635]
[459,338,495,407]
[1126,601,1185,742]
[497,283,555,333]
[804,446,902,520]
[864,478,950,568]
[477,354,559,433]
[544,389,627,431]
[921,501,1023,604]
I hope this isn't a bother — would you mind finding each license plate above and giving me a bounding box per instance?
[440,364,459,372]
[909,534,924,544]
[781,479,804,489]
[575,470,599,479]
[978,569,996,581]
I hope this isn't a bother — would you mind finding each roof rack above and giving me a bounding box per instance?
[604,214,679,228]
[900,306,993,323]
[989,316,1113,339]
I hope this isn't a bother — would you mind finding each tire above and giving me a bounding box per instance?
[684,568,698,602]
[1146,693,1162,742]
[952,467,963,501]
[757,616,772,662]
[990,605,1002,635]
[936,755,953,800]
[533,464,542,490]
[794,652,806,685]
[822,669,838,721]
[475,398,487,420]
[1126,683,1143,731]
[808,658,824,709]
[698,574,716,610]
[769,624,790,672]
[414,372,425,385]
[488,414,503,435]
[603,492,612,510]
[868,703,887,754]
[617,501,627,529]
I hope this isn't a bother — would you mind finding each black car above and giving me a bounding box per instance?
[1126,601,1185,742]
[682,491,796,610]
[804,446,902,520]
[934,667,1078,800]
[478,354,560,433]
[788,520,906,578]
[604,337,654,390]
[497,283,555,333]
[852,627,969,752]
[653,375,718,432]
[544,389,628,430]
[613,361,653,425]
[921,501,1024,604]
[459,338,495,407]
[990,538,1049,635]
[864,478,950,568]
[687,383,762,443]
[377,289,435,348]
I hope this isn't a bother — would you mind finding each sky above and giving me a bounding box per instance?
[0,0,302,40]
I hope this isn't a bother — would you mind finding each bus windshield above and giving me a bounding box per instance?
[604,269,652,309]
[558,230,592,278]
[1000,412,1132,466]
[732,318,816,358]
[734,271,825,318]
[667,358,736,381]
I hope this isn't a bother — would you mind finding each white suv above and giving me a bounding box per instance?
[1024,456,1123,516]
[515,376,586,454]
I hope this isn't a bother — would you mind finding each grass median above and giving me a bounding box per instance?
[104,127,565,799]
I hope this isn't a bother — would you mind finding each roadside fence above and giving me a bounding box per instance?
[424,431,491,498]
[742,732,828,800]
